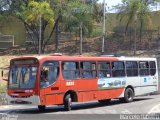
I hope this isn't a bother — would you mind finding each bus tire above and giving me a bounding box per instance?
[64,94,72,111]
[38,105,46,111]
[123,88,134,103]
[98,99,111,104]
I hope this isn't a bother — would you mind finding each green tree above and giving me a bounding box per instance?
[0,0,56,53]
[0,0,10,21]
[24,1,55,53]
[92,2,103,23]
[16,0,55,53]
[64,0,94,54]
[115,0,159,54]
[50,0,97,52]
[0,0,101,53]
[116,0,155,33]
[62,1,93,36]
[116,0,160,32]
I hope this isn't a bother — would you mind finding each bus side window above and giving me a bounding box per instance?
[126,61,138,77]
[81,61,96,79]
[149,61,156,76]
[98,62,111,78]
[112,61,125,77]
[139,61,149,76]
[62,61,80,80]
[48,65,59,83]
[40,61,59,88]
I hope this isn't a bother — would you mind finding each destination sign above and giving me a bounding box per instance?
[11,59,38,66]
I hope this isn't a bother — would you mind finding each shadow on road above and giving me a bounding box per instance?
[15,97,152,114]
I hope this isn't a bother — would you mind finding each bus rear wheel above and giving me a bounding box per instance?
[64,94,72,111]
[98,99,111,104]
[120,88,134,103]
[38,105,46,111]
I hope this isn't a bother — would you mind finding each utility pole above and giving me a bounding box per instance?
[102,0,106,53]
[134,12,137,56]
[80,22,83,55]
[39,15,42,56]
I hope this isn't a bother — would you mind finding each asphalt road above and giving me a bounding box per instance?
[0,94,160,120]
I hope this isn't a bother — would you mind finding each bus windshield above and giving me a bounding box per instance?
[9,65,37,89]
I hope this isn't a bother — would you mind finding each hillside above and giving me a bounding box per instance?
[0,33,159,57]
[1,12,160,46]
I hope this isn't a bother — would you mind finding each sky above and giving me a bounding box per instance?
[98,0,160,12]
[98,0,122,13]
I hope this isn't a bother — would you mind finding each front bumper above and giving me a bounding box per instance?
[7,95,41,105]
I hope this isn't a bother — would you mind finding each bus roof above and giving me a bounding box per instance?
[10,55,157,62]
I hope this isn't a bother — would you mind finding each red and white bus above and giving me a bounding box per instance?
[6,55,158,111]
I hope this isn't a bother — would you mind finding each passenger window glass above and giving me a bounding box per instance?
[62,62,80,80]
[98,62,111,78]
[139,61,149,76]
[112,61,125,77]
[126,61,138,76]
[81,61,96,79]
[150,61,156,76]
[40,61,59,88]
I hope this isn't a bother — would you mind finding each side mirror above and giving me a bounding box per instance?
[1,70,3,77]
[1,68,9,81]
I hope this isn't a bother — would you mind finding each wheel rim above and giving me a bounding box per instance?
[64,96,72,111]
[127,90,133,100]
[68,98,72,107]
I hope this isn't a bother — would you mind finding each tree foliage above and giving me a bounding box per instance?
[114,0,160,54]
[61,1,93,36]
[0,0,56,53]
[115,0,156,34]
[24,1,54,24]
[0,0,102,53]
[49,0,102,50]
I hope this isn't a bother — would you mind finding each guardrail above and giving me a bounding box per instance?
[0,93,8,105]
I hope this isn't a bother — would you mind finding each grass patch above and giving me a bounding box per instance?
[91,25,102,37]
[0,84,7,93]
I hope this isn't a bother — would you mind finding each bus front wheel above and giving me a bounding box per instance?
[64,94,72,111]
[120,88,134,103]
[38,105,46,111]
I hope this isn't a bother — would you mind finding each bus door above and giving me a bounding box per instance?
[78,61,97,90]
[149,61,158,88]
[125,61,140,95]
[40,61,60,105]
[140,61,158,92]
[61,61,97,101]
[76,61,97,101]
[139,61,150,94]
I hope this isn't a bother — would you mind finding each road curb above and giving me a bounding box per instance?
[0,105,25,110]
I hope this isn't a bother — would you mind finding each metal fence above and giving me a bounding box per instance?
[0,34,14,50]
